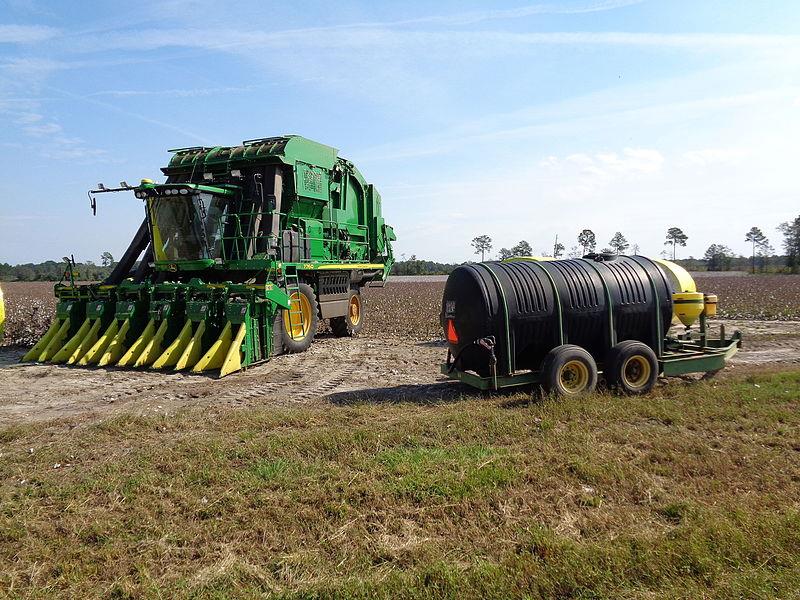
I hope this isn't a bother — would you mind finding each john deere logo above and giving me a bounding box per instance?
[168,263,178,272]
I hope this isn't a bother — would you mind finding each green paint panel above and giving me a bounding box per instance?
[86,300,108,320]
[186,301,213,322]
[296,162,329,201]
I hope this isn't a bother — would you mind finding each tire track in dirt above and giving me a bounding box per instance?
[731,338,800,366]
[1,319,798,425]
[216,339,371,404]
[288,356,365,403]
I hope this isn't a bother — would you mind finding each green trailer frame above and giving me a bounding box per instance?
[441,316,743,392]
[441,266,742,391]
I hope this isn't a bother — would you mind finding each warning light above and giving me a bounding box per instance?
[446,319,459,344]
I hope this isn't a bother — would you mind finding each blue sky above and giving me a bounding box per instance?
[1,0,799,264]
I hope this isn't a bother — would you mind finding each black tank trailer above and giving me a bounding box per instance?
[440,255,741,396]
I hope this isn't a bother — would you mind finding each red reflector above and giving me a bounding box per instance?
[446,319,459,344]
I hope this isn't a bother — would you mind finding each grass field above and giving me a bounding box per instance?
[2,369,799,598]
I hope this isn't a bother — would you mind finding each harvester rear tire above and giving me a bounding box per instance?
[541,344,598,397]
[280,283,319,354]
[605,340,658,395]
[331,289,364,337]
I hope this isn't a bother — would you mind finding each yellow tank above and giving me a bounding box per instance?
[502,256,554,262]
[655,259,696,292]
[703,294,718,318]
[673,292,704,328]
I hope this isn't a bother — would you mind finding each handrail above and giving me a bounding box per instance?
[215,209,373,264]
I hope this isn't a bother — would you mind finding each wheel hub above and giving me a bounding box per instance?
[349,295,361,326]
[623,355,651,387]
[284,292,311,340]
[559,360,589,393]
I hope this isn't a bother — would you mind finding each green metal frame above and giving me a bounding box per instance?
[441,363,540,391]
[442,332,741,391]
[442,307,743,392]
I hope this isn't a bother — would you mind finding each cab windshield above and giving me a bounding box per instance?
[149,192,229,261]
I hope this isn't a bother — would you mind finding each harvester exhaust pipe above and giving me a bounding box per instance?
[269,167,283,254]
[105,219,150,284]
[133,245,153,283]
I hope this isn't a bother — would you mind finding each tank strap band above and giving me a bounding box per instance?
[527,261,565,346]
[628,256,666,359]
[580,260,617,349]
[476,263,514,374]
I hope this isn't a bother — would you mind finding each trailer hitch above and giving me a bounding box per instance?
[476,337,498,390]
[446,336,497,382]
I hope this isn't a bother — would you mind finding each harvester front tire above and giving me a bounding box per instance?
[541,344,598,397]
[605,340,658,395]
[331,289,364,337]
[272,312,285,357]
[280,283,318,354]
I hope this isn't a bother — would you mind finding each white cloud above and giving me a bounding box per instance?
[363,0,645,27]
[40,137,110,161]
[0,24,58,43]
[0,57,65,80]
[682,147,749,167]
[24,121,62,136]
[13,111,43,124]
[86,85,260,98]
[357,84,800,164]
[60,27,800,56]
[542,148,665,186]
[498,31,800,50]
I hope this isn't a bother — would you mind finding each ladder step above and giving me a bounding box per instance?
[282,268,306,336]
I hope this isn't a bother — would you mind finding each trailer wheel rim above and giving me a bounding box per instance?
[622,355,651,388]
[284,292,312,340]
[349,294,362,326]
[559,360,589,393]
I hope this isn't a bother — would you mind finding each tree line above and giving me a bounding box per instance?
[467,212,800,274]
[5,214,800,280]
[0,253,116,282]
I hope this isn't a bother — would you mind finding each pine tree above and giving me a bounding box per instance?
[744,227,768,274]
[512,240,533,257]
[577,229,596,255]
[664,227,688,260]
[471,235,493,262]
[609,232,629,255]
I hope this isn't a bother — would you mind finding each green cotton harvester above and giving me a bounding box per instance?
[23,135,396,377]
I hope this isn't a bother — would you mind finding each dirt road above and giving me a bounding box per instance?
[0,335,450,425]
[1,320,798,425]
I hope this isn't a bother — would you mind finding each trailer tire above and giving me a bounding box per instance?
[331,289,364,337]
[541,344,598,397]
[280,283,319,353]
[605,340,658,395]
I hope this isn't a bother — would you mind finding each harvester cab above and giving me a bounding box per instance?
[137,182,237,267]
[25,135,396,377]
